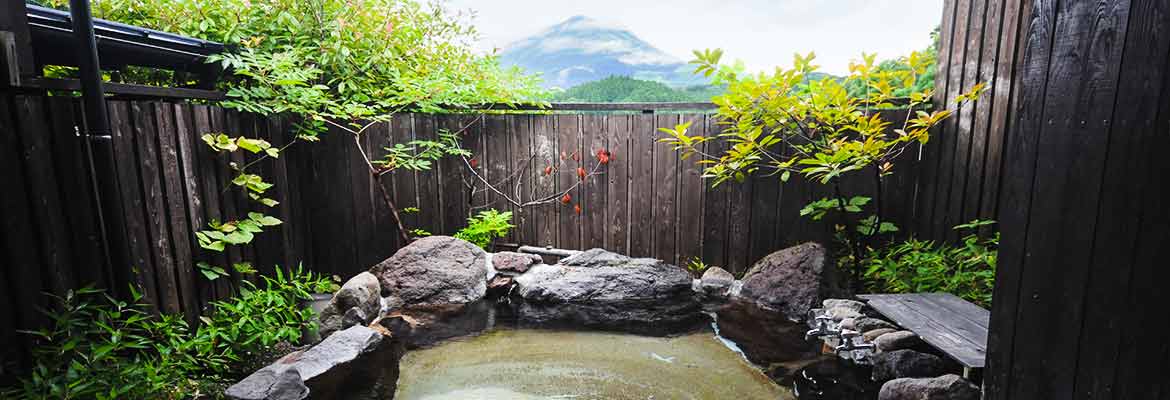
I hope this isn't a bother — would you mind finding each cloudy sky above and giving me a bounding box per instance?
[445,0,944,75]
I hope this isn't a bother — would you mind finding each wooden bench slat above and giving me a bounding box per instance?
[858,293,988,368]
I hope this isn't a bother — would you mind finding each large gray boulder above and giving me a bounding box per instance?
[317,272,381,338]
[879,374,980,400]
[370,236,490,310]
[512,249,704,335]
[226,326,388,400]
[737,242,843,320]
[870,349,949,382]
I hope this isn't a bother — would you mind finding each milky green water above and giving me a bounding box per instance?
[394,328,793,400]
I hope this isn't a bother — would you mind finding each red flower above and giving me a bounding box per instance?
[574,204,582,214]
[596,149,611,164]
[561,193,572,204]
[576,167,587,180]
[469,158,478,168]
[543,165,554,176]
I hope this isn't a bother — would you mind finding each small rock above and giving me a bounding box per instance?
[700,267,735,295]
[827,306,863,320]
[879,374,980,400]
[840,318,857,330]
[870,349,948,382]
[876,330,923,351]
[488,276,514,291]
[855,317,897,332]
[317,271,381,338]
[863,328,897,341]
[492,251,542,274]
[823,299,865,312]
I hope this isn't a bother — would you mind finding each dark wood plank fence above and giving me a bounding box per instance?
[980,0,1170,398]
[298,110,919,280]
[0,95,309,377]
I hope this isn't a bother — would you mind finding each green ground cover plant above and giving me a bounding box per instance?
[3,266,334,400]
[862,220,998,307]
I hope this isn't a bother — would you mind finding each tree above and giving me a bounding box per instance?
[660,49,985,291]
[66,0,547,277]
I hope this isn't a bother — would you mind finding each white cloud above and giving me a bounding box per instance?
[444,0,944,75]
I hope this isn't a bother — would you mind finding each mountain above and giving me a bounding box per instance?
[552,76,725,103]
[499,16,706,89]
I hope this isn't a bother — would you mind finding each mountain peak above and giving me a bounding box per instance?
[501,16,703,89]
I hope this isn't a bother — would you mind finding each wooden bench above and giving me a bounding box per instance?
[857,293,989,374]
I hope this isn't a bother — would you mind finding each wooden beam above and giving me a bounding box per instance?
[15,77,226,100]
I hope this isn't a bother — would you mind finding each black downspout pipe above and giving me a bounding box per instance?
[69,0,124,295]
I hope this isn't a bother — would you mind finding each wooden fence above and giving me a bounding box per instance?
[0,95,310,376]
[300,109,920,279]
[975,0,1170,398]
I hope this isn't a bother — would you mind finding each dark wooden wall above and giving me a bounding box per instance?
[916,0,1031,242]
[299,110,919,279]
[0,95,308,377]
[981,0,1170,398]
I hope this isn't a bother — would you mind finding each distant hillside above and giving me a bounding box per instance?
[500,16,706,89]
[552,76,724,103]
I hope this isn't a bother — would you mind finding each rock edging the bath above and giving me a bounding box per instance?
[512,248,704,335]
[879,374,981,400]
[371,235,490,310]
[225,326,391,400]
[737,242,844,321]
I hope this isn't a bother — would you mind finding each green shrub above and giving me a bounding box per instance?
[861,221,998,308]
[454,209,515,249]
[4,266,335,399]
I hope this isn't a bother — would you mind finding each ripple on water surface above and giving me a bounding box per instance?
[394,328,793,400]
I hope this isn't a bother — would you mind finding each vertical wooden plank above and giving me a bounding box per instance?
[208,107,244,289]
[1074,1,1170,396]
[13,96,75,296]
[466,114,488,212]
[369,120,400,256]
[349,119,377,272]
[945,0,987,241]
[985,0,1048,394]
[916,0,960,237]
[388,115,418,242]
[725,163,753,274]
[131,102,180,314]
[509,114,536,245]
[652,113,679,263]
[263,115,301,271]
[556,114,582,250]
[628,113,655,257]
[582,114,608,250]
[962,0,1004,226]
[46,98,106,289]
[532,114,558,247]
[173,103,215,308]
[676,113,705,266]
[437,115,466,235]
[192,105,230,299]
[605,114,630,254]
[980,0,1028,229]
[415,115,442,244]
[0,95,48,353]
[224,110,256,278]
[483,114,509,222]
[932,0,974,241]
[700,115,730,269]
[747,173,780,267]
[1005,0,1130,398]
[108,101,160,309]
[153,103,198,318]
